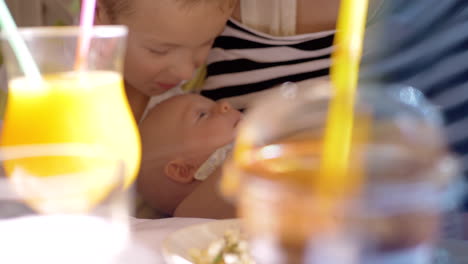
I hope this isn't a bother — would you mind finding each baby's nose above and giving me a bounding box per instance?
[218,100,232,113]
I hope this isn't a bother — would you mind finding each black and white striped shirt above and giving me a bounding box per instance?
[200,19,334,108]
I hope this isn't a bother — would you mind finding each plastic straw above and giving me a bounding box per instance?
[0,0,41,81]
[318,0,369,196]
[74,0,97,70]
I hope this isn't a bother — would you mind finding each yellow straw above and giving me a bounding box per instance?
[318,0,369,196]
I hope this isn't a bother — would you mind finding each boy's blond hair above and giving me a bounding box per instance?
[99,0,237,22]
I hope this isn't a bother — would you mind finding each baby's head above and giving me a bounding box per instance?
[137,94,242,214]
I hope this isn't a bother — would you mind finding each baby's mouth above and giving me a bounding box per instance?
[233,115,243,128]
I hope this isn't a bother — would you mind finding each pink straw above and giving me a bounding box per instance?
[74,0,97,70]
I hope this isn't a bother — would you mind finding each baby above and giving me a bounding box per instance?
[137,94,242,218]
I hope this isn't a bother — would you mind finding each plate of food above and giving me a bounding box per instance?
[161,218,254,264]
[162,218,468,264]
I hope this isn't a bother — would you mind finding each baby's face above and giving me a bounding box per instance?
[182,95,242,152]
[141,94,242,162]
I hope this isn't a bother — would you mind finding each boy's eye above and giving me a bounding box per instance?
[148,47,169,55]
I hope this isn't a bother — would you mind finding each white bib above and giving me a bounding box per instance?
[194,143,234,181]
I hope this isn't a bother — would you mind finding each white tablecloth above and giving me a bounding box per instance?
[125,217,215,264]
[124,217,468,264]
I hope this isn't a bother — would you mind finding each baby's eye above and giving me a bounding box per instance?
[198,112,208,119]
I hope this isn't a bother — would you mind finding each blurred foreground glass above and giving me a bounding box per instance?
[0,25,141,264]
[0,146,130,264]
[224,84,461,264]
[0,26,141,189]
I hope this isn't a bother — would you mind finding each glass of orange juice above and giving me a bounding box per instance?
[0,26,140,189]
[0,26,142,262]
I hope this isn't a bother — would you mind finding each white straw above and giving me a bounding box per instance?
[0,0,42,81]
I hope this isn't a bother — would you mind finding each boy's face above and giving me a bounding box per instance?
[99,0,233,96]
[141,94,242,163]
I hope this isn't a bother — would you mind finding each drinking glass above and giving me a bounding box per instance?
[225,84,361,264]
[355,87,462,264]
[0,145,130,264]
[0,26,142,263]
[225,84,461,264]
[0,26,140,188]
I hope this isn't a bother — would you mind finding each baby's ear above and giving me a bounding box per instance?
[164,159,196,184]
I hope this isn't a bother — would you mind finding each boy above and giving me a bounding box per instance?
[95,0,237,121]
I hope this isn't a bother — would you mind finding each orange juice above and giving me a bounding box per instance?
[0,71,141,211]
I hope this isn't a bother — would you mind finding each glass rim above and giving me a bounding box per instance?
[0,25,128,39]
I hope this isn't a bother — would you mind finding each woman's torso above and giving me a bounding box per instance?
[200,0,384,109]
[200,19,335,109]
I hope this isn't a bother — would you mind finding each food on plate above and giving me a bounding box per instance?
[189,229,255,264]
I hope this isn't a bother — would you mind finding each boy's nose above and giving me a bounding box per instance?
[217,100,232,113]
[170,52,197,81]
[173,62,195,81]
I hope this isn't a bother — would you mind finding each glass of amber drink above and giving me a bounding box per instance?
[225,86,460,264]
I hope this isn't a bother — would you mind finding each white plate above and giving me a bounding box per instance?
[162,219,241,264]
[162,219,468,264]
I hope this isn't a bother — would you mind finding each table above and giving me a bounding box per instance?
[126,217,215,263]
[125,217,468,264]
